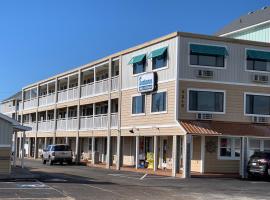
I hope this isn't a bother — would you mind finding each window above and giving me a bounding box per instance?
[151,92,167,113]
[132,95,145,114]
[245,94,270,116]
[219,137,241,160]
[246,49,270,72]
[133,61,146,74]
[188,90,224,113]
[152,54,167,70]
[190,44,227,68]
[249,139,261,157]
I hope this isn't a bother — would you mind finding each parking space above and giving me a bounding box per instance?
[0,180,72,200]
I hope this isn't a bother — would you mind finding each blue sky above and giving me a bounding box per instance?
[0,0,268,100]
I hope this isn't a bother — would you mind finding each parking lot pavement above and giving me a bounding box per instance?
[22,159,270,200]
[0,180,73,200]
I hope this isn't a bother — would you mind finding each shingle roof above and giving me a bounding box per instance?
[1,91,22,103]
[215,6,270,36]
[0,113,31,131]
[180,120,270,137]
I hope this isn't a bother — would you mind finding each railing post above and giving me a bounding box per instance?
[53,77,58,144]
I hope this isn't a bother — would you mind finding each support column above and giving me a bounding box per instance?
[44,137,47,149]
[135,136,139,169]
[21,132,26,168]
[65,137,69,145]
[13,131,17,166]
[116,135,122,170]
[182,134,192,178]
[172,135,179,177]
[28,138,31,158]
[91,136,96,165]
[106,58,112,169]
[200,136,205,174]
[53,77,58,144]
[153,136,158,171]
[34,137,38,159]
[241,137,248,179]
[19,132,22,159]
[75,69,81,165]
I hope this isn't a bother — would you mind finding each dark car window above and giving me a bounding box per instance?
[251,152,270,159]
[51,145,71,151]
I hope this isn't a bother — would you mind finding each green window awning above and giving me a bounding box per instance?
[128,54,146,65]
[247,50,270,61]
[147,47,167,59]
[190,44,228,56]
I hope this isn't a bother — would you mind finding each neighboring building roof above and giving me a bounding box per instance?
[215,6,270,36]
[180,120,270,137]
[1,91,22,103]
[0,113,31,131]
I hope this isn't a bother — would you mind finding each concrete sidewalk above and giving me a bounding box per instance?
[0,166,38,181]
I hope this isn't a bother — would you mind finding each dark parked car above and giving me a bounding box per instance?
[247,152,270,178]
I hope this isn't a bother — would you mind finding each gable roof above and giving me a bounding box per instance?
[215,6,270,36]
[1,91,22,103]
[0,113,31,131]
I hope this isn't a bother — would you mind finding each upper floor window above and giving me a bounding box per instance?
[246,49,270,72]
[132,95,145,114]
[245,93,270,116]
[219,137,241,160]
[190,44,228,68]
[129,54,146,75]
[148,47,168,70]
[151,91,167,113]
[188,89,225,113]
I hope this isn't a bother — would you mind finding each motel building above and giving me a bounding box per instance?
[2,7,270,178]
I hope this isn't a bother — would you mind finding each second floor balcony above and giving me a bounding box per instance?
[24,98,38,110]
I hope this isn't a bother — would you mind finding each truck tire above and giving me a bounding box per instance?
[42,159,46,164]
[49,158,53,165]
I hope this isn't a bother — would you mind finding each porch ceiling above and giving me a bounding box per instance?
[180,120,270,137]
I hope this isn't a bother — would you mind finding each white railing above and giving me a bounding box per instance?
[24,98,37,110]
[38,120,55,132]
[111,76,119,91]
[95,79,109,94]
[94,114,108,129]
[58,87,79,103]
[19,102,23,111]
[80,116,94,130]
[39,93,55,107]
[81,82,94,98]
[57,117,78,131]
[111,113,118,128]
[24,122,37,132]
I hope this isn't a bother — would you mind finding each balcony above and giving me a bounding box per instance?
[19,102,23,111]
[56,117,78,131]
[39,93,56,107]
[24,98,38,110]
[80,116,94,130]
[111,76,119,91]
[38,120,55,132]
[24,122,37,132]
[81,82,94,98]
[111,113,118,128]
[58,87,79,103]
[95,78,109,95]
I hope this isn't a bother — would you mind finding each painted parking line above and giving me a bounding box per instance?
[140,174,147,180]
[108,173,176,180]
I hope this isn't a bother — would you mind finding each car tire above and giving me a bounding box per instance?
[49,158,53,165]
[42,159,46,165]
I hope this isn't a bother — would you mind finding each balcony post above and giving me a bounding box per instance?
[75,69,81,164]
[94,67,96,94]
[91,136,96,165]
[53,77,58,144]
[106,59,112,169]
[182,134,192,178]
[66,107,69,131]
[34,84,39,159]
[135,136,139,169]
[67,76,70,100]
[153,135,158,171]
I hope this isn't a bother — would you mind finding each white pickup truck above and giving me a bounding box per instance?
[41,144,73,165]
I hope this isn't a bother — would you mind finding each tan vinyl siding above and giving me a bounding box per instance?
[0,147,11,174]
[204,136,239,173]
[121,81,176,127]
[179,80,270,122]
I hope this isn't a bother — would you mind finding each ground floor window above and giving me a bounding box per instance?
[248,139,270,157]
[218,137,240,160]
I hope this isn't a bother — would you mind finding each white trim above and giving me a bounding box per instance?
[120,123,179,130]
[188,42,228,70]
[187,88,226,114]
[218,136,241,160]
[131,94,146,116]
[179,78,270,88]
[175,36,180,124]
[0,144,11,147]
[219,20,270,37]
[243,92,270,117]
[244,48,270,73]
[150,90,168,115]
[200,136,205,173]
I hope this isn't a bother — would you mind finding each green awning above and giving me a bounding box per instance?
[247,50,270,61]
[147,47,167,59]
[190,44,228,56]
[128,54,146,65]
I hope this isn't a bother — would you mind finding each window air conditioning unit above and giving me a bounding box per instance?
[197,70,214,78]
[196,113,213,120]
[252,116,268,124]
[252,74,268,83]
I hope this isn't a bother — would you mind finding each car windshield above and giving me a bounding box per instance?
[252,152,270,159]
[51,145,71,151]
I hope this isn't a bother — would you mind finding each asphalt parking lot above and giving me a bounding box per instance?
[4,159,270,200]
